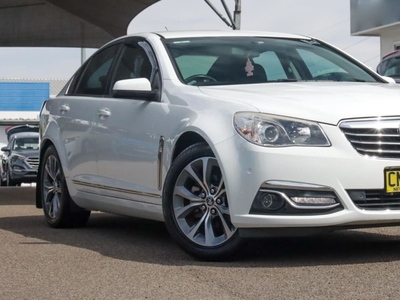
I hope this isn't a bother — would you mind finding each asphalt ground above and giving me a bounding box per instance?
[1,187,400,299]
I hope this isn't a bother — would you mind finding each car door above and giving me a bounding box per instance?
[93,39,164,204]
[57,42,122,194]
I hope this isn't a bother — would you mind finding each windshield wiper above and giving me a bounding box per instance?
[311,79,367,82]
[338,78,366,82]
[275,79,298,82]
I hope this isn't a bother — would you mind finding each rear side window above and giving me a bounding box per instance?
[74,44,120,96]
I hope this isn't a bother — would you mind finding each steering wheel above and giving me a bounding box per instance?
[184,74,217,85]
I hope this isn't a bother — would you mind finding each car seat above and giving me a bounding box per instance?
[207,54,267,84]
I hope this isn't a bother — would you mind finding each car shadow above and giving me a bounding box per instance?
[2,211,400,267]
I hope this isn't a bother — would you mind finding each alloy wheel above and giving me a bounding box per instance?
[173,157,236,247]
[42,155,62,219]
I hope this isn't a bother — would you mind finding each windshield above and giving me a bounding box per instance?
[13,137,39,151]
[164,37,380,86]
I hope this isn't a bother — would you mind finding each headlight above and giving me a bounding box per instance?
[12,154,27,161]
[234,113,330,147]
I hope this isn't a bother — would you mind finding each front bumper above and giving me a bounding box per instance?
[215,124,400,229]
[10,168,38,183]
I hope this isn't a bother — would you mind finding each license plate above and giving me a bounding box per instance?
[385,167,400,193]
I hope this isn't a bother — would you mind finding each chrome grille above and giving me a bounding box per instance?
[26,157,39,169]
[348,190,400,210]
[340,118,400,159]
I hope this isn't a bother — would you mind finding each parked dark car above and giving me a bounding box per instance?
[1,131,39,186]
[376,50,400,83]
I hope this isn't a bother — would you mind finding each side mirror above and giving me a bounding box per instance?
[381,76,397,84]
[112,78,157,100]
[1,147,10,152]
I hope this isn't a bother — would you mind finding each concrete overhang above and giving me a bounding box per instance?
[352,22,400,37]
[0,0,159,48]
[351,0,400,36]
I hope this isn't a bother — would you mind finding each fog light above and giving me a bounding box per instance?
[13,166,23,172]
[259,193,284,210]
[291,197,336,205]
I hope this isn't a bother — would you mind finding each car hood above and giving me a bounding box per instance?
[199,82,400,125]
[11,150,39,158]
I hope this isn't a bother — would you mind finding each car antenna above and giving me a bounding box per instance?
[165,26,169,31]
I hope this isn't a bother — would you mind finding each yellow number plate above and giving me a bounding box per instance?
[385,168,400,193]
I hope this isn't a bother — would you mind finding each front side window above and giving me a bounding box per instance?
[111,44,153,88]
[75,44,120,95]
[164,37,380,86]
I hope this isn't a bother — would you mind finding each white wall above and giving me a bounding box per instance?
[379,25,400,58]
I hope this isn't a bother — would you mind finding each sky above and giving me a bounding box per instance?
[0,0,381,80]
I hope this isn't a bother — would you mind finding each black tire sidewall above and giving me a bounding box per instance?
[41,146,70,227]
[163,143,244,261]
[7,168,15,186]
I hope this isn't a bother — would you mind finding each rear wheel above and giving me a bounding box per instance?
[163,143,245,261]
[41,146,90,228]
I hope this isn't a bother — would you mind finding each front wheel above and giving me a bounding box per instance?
[6,168,16,186]
[40,146,90,228]
[163,143,245,261]
[0,170,6,186]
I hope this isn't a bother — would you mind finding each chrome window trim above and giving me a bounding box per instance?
[72,180,161,199]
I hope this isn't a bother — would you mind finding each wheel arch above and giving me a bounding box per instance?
[171,131,208,162]
[167,129,231,196]
[168,127,231,182]
[36,138,55,208]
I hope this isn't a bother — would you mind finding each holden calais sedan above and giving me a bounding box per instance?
[37,30,400,260]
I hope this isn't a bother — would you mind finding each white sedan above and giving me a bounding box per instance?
[37,30,400,260]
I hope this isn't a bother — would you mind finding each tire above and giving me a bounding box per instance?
[6,168,16,186]
[0,171,5,186]
[40,146,91,228]
[163,143,245,261]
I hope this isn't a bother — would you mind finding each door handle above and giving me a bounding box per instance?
[98,108,111,117]
[60,104,70,113]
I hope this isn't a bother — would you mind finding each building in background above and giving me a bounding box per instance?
[351,0,400,58]
[0,78,68,124]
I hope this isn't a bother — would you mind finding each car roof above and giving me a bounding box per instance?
[153,30,310,40]
[106,30,311,47]
[382,50,400,61]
